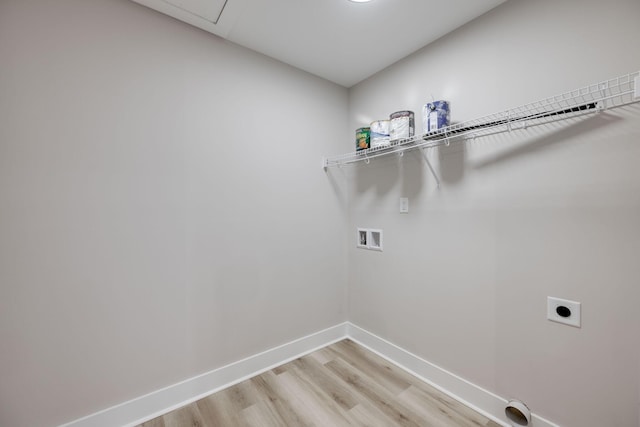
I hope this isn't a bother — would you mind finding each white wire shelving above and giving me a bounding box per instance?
[323,71,640,182]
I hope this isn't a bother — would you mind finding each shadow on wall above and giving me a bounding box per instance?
[353,155,400,196]
[351,151,433,199]
[345,113,620,197]
[347,142,467,197]
[325,166,349,211]
[472,113,622,169]
[400,150,425,199]
[438,142,466,185]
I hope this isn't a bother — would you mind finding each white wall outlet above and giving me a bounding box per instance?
[399,197,409,213]
[357,228,368,248]
[547,296,581,328]
[368,229,383,251]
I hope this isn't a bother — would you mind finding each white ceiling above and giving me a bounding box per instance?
[132,0,508,87]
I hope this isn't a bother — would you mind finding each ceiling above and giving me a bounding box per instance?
[131,0,508,87]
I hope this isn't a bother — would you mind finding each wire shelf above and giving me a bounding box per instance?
[323,71,640,169]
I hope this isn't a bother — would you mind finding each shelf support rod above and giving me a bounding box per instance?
[420,148,440,188]
[598,82,608,110]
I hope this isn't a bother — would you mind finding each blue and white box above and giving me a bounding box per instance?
[423,100,450,133]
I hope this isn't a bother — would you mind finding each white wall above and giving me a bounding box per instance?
[0,1,349,426]
[2,0,640,426]
[345,0,640,426]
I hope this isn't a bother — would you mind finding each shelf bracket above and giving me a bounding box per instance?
[420,148,440,188]
[598,82,608,110]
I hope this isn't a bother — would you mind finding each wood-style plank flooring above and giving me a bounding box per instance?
[138,339,501,427]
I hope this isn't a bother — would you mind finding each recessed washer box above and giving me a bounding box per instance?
[356,228,383,251]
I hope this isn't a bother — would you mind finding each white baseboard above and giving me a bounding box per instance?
[60,321,560,427]
[347,323,561,427]
[59,323,349,427]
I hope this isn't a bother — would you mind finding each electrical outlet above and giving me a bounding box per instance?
[547,296,581,328]
[399,197,409,213]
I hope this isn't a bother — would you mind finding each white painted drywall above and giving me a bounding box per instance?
[345,0,640,426]
[2,0,640,426]
[0,1,348,426]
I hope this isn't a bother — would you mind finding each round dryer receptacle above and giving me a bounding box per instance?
[505,399,531,426]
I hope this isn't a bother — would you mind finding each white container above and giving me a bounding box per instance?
[370,120,390,148]
[389,110,415,141]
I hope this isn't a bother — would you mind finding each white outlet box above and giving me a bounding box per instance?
[547,296,581,328]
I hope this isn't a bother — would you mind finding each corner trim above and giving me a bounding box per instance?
[59,322,561,427]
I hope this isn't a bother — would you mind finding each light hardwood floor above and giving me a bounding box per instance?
[138,339,501,427]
